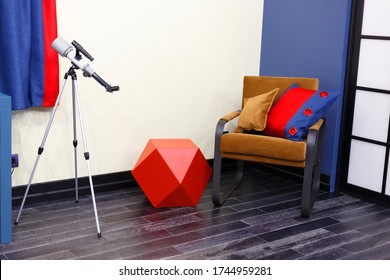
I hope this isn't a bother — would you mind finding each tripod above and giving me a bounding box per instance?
[15,66,102,238]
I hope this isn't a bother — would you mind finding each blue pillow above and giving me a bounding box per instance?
[264,86,341,141]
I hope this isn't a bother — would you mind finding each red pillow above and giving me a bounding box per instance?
[263,86,340,141]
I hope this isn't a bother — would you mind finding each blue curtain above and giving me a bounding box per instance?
[0,0,58,110]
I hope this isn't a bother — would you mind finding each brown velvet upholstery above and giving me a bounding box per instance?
[221,119,324,168]
[212,76,324,217]
[221,133,307,166]
[241,76,319,106]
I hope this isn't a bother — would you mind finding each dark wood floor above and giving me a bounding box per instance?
[1,165,390,260]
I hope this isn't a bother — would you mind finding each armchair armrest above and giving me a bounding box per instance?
[220,110,241,122]
[216,110,241,146]
[309,118,324,132]
[306,118,324,153]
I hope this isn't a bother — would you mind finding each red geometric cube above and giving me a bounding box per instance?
[132,139,212,208]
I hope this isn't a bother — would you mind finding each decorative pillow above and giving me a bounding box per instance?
[263,86,340,141]
[236,88,279,133]
[273,83,298,104]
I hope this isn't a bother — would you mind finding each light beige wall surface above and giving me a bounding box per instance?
[11,0,264,186]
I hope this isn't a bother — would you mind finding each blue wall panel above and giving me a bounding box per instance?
[0,92,12,244]
[260,0,352,191]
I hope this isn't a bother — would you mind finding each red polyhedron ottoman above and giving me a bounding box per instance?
[132,139,212,208]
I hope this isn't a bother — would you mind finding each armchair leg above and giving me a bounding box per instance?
[212,159,244,205]
[211,118,245,206]
[301,125,324,217]
[301,161,320,217]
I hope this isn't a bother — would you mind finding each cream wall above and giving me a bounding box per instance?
[11,0,264,186]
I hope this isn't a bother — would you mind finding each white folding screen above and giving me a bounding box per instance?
[387,163,390,195]
[348,140,386,192]
[361,0,390,36]
[347,0,390,195]
[351,90,390,142]
[357,40,390,90]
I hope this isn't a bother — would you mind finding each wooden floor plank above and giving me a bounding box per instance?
[2,166,390,260]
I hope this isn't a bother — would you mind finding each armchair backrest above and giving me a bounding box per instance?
[241,76,319,109]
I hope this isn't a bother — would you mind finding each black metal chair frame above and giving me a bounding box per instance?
[212,116,324,217]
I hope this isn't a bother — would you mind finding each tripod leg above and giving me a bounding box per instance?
[72,79,79,202]
[15,78,68,225]
[72,78,102,238]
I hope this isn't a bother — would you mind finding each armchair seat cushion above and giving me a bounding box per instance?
[220,132,306,162]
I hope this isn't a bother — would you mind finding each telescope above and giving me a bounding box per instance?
[52,37,119,93]
[15,36,121,238]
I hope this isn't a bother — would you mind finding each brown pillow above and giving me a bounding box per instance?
[236,88,279,132]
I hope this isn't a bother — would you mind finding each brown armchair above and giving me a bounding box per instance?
[212,76,324,217]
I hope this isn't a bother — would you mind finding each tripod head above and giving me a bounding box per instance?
[52,37,120,93]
